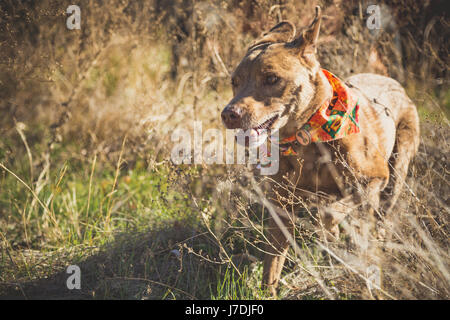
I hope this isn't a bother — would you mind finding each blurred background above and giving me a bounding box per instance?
[0,0,448,299]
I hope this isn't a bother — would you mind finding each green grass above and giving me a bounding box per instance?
[0,156,196,249]
[0,137,273,299]
[212,265,269,300]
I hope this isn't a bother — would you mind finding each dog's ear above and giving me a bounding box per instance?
[249,21,296,49]
[289,6,322,56]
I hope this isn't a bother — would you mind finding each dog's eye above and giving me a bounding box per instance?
[264,74,279,86]
[231,78,239,87]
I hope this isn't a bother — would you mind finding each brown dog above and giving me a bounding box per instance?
[221,7,420,296]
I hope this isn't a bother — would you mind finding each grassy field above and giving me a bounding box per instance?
[0,134,276,299]
[0,0,448,299]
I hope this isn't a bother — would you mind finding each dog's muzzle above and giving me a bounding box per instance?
[221,104,243,129]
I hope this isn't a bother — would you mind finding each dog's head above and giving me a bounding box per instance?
[221,7,329,136]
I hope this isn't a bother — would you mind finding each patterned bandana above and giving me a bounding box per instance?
[277,69,360,156]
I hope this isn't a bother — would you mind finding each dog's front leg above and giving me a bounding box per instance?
[320,178,387,241]
[262,216,294,296]
[319,194,361,241]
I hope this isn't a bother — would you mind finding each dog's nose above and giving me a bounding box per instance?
[221,105,242,129]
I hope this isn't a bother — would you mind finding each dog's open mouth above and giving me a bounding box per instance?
[235,114,279,148]
[253,115,279,135]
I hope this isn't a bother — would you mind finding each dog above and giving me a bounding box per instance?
[221,7,420,296]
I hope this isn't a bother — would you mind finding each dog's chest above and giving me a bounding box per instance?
[274,143,343,196]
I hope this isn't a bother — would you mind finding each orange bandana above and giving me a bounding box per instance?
[277,69,360,156]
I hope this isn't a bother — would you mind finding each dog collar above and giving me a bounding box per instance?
[276,69,360,156]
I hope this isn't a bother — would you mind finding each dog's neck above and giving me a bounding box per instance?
[279,68,333,138]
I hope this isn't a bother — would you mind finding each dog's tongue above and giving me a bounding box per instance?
[252,128,267,136]
[236,129,268,147]
[251,129,268,147]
